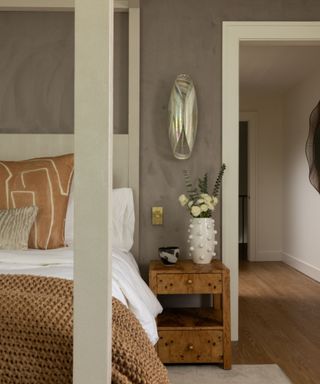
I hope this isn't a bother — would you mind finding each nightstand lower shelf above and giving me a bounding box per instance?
[157,307,223,330]
[157,307,224,364]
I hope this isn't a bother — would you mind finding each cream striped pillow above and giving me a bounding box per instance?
[0,206,38,250]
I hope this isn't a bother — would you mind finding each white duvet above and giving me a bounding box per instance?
[0,247,162,345]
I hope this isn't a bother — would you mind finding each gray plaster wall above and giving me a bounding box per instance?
[114,12,128,134]
[139,0,320,273]
[0,12,128,134]
[0,12,74,133]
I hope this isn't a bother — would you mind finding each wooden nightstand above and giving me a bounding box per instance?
[149,259,231,369]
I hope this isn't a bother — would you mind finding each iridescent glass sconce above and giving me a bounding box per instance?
[168,74,198,160]
[306,101,320,193]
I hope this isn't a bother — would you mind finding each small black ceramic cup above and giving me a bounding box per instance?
[158,246,180,265]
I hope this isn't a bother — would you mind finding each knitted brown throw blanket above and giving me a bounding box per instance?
[112,298,169,384]
[0,275,169,384]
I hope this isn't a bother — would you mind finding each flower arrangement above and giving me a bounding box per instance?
[178,164,226,218]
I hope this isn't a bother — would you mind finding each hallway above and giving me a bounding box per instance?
[233,262,320,384]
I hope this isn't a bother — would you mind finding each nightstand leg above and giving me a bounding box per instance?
[223,352,232,369]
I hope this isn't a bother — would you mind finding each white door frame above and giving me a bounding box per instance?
[239,112,257,262]
[222,21,320,341]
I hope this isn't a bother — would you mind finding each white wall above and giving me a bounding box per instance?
[241,71,320,281]
[282,70,320,282]
[240,92,283,261]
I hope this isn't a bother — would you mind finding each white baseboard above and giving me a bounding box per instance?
[255,250,282,261]
[282,252,320,283]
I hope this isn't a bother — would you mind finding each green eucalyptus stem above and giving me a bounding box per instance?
[183,169,198,200]
[213,163,226,197]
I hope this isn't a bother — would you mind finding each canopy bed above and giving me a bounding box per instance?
[0,1,168,383]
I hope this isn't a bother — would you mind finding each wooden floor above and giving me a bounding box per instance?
[232,261,320,384]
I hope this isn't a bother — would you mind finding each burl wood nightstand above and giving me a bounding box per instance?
[149,259,231,369]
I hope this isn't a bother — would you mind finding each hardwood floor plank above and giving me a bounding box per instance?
[233,261,320,384]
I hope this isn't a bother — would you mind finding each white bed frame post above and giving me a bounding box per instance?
[128,0,140,259]
[74,0,113,383]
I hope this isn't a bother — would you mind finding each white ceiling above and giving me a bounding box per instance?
[240,45,320,94]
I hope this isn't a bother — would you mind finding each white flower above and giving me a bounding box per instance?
[212,196,219,206]
[188,200,194,208]
[178,194,189,206]
[200,193,212,204]
[196,198,205,205]
[191,205,201,217]
[207,202,214,210]
[200,204,209,212]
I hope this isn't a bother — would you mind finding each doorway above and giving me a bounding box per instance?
[222,21,320,341]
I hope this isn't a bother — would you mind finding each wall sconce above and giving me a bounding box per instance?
[168,74,198,160]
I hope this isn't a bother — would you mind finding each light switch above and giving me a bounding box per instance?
[152,207,163,225]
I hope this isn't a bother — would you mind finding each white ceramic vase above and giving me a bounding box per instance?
[187,217,217,264]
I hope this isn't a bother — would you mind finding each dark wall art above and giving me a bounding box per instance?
[306,101,320,193]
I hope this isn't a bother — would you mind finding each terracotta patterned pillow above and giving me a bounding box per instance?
[0,154,74,249]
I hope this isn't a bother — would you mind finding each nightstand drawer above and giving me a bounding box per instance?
[156,273,222,294]
[157,330,223,363]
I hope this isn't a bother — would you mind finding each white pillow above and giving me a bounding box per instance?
[64,186,135,252]
[112,188,135,252]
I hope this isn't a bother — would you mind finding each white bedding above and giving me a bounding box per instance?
[0,247,162,345]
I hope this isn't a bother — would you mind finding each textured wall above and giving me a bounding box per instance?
[114,13,128,134]
[0,12,127,135]
[0,12,74,133]
[139,0,320,272]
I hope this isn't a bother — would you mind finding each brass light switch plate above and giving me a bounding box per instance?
[152,207,163,225]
